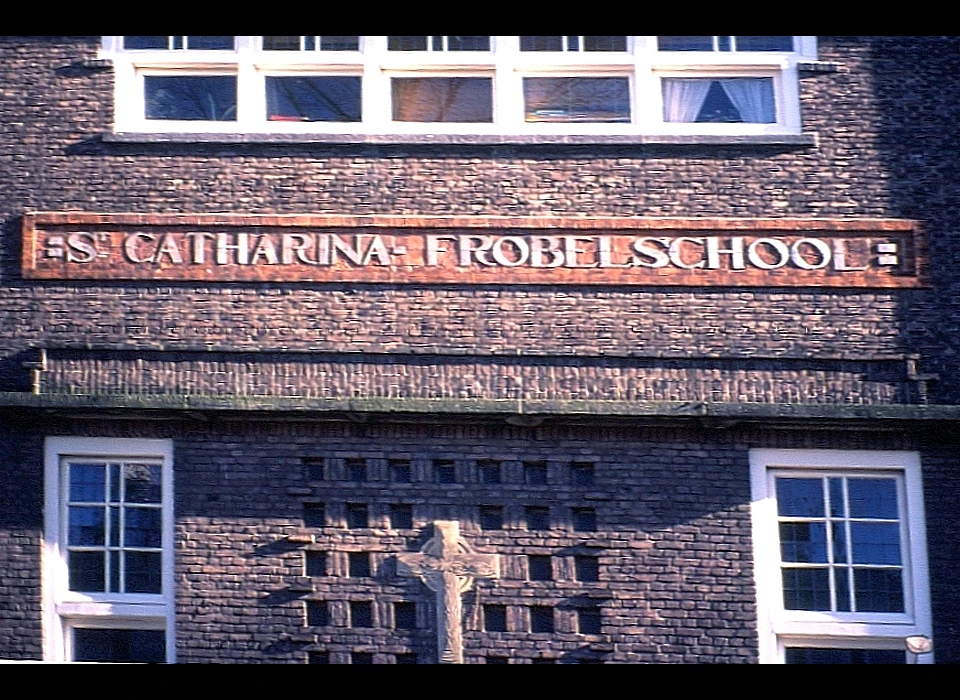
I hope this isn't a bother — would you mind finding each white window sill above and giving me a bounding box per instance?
[102,131,818,146]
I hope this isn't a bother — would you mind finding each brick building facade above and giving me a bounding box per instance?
[1,36,959,663]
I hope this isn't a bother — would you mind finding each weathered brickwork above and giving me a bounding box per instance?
[38,350,917,405]
[1,37,959,663]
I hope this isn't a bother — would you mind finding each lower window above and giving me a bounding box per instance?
[44,437,174,663]
[662,77,775,123]
[749,449,933,664]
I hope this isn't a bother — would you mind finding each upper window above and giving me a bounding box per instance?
[101,36,815,137]
[750,450,933,664]
[44,437,174,663]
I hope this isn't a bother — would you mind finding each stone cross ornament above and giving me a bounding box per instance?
[396,520,500,664]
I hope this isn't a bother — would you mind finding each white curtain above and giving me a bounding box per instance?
[661,79,711,122]
[719,78,775,123]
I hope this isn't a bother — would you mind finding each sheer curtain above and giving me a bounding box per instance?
[719,78,775,123]
[661,79,711,122]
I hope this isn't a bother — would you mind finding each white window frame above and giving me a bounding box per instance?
[749,449,933,664]
[99,36,815,136]
[43,437,175,663]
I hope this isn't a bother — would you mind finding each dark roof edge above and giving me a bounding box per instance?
[2,392,960,423]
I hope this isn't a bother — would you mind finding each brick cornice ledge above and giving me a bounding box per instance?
[2,392,960,424]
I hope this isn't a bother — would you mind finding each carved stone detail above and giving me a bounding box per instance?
[396,520,500,664]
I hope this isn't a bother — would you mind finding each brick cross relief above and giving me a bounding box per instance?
[397,520,500,664]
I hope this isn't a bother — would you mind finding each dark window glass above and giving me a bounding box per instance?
[434,460,456,484]
[69,551,105,592]
[125,551,162,593]
[525,506,550,531]
[70,463,106,502]
[531,658,556,664]
[392,78,493,123]
[735,36,793,51]
[346,458,367,482]
[305,551,327,577]
[528,555,552,581]
[394,602,417,630]
[776,479,825,517]
[780,522,828,563]
[583,36,626,52]
[577,607,602,634]
[124,36,168,50]
[524,78,631,123]
[390,504,413,529]
[349,552,372,578]
[479,461,501,484]
[390,460,412,483]
[486,656,509,664]
[388,36,428,51]
[785,647,905,664]
[303,503,325,527]
[520,36,563,51]
[848,479,899,519]
[145,76,237,121]
[483,604,507,632]
[346,503,368,528]
[266,76,362,123]
[854,569,904,612]
[73,628,165,663]
[351,652,374,664]
[572,507,597,532]
[658,36,714,51]
[302,457,325,481]
[308,651,329,664]
[69,506,105,546]
[350,601,373,628]
[446,36,490,51]
[395,653,418,664]
[524,461,548,486]
[575,555,600,582]
[306,601,330,627]
[479,505,503,530]
[530,607,554,633]
[782,567,832,610]
[262,36,300,51]
[317,37,360,51]
[124,508,162,547]
[185,36,234,50]
[571,462,595,487]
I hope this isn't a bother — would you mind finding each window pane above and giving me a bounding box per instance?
[848,479,898,519]
[69,506,104,546]
[69,551,105,592]
[125,508,162,548]
[388,36,428,51]
[319,36,359,51]
[125,463,162,504]
[392,78,493,123]
[658,36,713,51]
[263,36,300,51]
[446,36,490,51]
[125,551,162,593]
[185,36,234,51]
[785,647,905,664]
[70,463,105,502]
[267,76,362,123]
[583,36,626,52]
[779,522,827,563]
[775,478,824,517]
[851,523,902,565]
[520,36,563,52]
[736,36,793,52]
[73,628,166,663]
[854,569,904,612]
[524,77,631,123]
[145,76,237,121]
[782,567,831,610]
[578,608,602,634]
[124,36,168,50]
